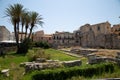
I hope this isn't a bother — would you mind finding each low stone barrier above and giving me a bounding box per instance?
[61,60,82,67]
[70,48,98,56]
[87,54,116,64]
[20,59,82,73]
[1,69,9,77]
[20,61,62,73]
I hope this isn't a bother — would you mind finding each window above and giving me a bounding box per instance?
[76,41,79,43]
[53,36,55,39]
[97,26,100,31]
[90,27,92,31]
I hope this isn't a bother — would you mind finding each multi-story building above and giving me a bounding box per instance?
[0,26,10,41]
[53,31,74,48]
[33,30,53,44]
[33,30,44,42]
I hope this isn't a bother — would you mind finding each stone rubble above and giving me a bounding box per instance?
[20,58,82,73]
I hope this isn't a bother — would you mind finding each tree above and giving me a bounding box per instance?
[5,3,44,54]
[24,12,30,39]
[28,11,43,39]
[20,11,27,41]
[5,3,26,53]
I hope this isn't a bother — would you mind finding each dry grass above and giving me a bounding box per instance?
[93,49,120,58]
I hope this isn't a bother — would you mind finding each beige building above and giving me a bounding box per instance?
[53,31,74,47]
[18,32,29,41]
[111,24,120,35]
[33,30,53,44]
[0,26,10,41]
[74,21,113,48]
[80,21,111,37]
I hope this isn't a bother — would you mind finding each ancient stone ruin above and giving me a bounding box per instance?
[20,58,82,73]
[87,52,120,65]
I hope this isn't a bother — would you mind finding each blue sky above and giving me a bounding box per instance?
[0,0,120,34]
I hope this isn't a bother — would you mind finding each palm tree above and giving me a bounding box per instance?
[21,11,27,41]
[24,12,30,39]
[28,11,43,39]
[5,3,25,53]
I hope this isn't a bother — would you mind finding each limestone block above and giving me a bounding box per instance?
[35,58,46,63]
[1,69,9,77]
[62,60,82,67]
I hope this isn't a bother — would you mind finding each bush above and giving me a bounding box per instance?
[27,48,51,62]
[17,38,33,54]
[31,63,115,80]
[35,41,50,49]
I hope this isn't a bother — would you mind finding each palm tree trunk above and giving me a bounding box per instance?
[21,24,24,42]
[16,22,20,53]
[25,26,28,39]
[14,23,17,44]
[14,22,19,53]
[28,27,33,39]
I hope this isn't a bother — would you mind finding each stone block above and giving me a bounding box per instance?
[62,60,82,67]
[35,58,46,63]
[1,69,9,77]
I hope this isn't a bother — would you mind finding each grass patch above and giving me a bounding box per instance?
[0,51,28,80]
[0,48,79,80]
[0,51,28,69]
[44,48,79,61]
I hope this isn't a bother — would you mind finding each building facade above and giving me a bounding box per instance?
[53,31,74,48]
[111,24,120,35]
[73,21,120,49]
[80,21,111,36]
[0,26,10,41]
[33,30,53,44]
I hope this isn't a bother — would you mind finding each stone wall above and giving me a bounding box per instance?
[80,32,120,49]
[74,22,120,49]
[20,59,82,73]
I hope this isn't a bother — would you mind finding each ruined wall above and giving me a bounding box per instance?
[80,32,120,49]
[91,22,111,37]
[77,22,120,49]
[112,34,120,49]
[81,30,95,47]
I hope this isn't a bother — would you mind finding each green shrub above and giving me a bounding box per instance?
[17,38,33,54]
[31,63,115,80]
[27,49,51,62]
[35,41,50,49]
